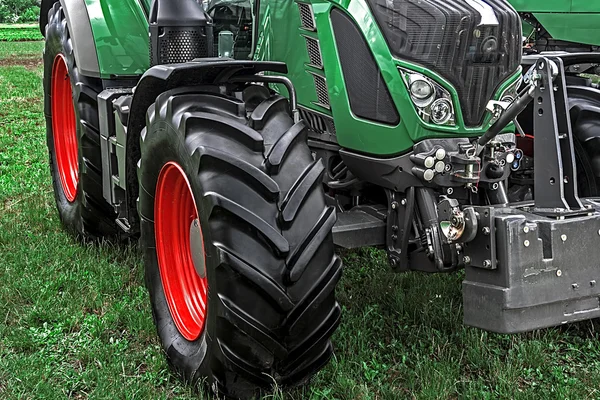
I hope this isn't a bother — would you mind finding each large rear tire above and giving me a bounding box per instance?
[43,3,117,239]
[138,86,342,398]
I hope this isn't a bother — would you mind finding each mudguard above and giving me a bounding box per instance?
[40,0,149,78]
[124,60,288,233]
[40,0,100,77]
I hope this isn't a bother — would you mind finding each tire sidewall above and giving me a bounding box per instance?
[44,5,84,236]
[139,120,220,385]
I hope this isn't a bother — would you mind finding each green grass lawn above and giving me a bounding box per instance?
[3,39,600,399]
[0,24,43,42]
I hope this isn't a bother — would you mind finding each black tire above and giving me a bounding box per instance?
[138,86,342,398]
[569,86,600,197]
[43,2,117,239]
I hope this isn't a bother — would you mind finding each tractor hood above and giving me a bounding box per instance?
[367,0,522,126]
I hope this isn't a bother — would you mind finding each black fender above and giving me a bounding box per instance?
[40,0,100,77]
[124,60,288,232]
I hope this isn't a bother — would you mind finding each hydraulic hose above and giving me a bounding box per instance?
[477,87,534,154]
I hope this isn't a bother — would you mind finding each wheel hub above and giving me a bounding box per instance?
[154,162,208,341]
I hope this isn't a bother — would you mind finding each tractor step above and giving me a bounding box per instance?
[463,200,600,333]
[333,207,386,249]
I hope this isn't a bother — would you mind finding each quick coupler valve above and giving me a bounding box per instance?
[410,147,447,182]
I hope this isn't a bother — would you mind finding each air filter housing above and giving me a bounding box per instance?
[149,0,213,66]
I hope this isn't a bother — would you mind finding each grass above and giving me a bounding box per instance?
[3,38,600,399]
[0,24,43,42]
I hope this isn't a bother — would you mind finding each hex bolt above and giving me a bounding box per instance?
[483,260,492,268]
[391,235,398,241]
[524,240,530,247]
[391,202,398,210]
[401,199,407,206]
[463,256,471,264]
[523,226,529,233]
[572,283,579,290]
[591,280,597,287]
[561,234,567,242]
[556,269,562,277]
[482,227,491,236]
[392,225,399,232]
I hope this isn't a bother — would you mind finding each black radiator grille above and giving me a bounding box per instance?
[367,0,521,126]
[312,73,330,108]
[159,28,209,64]
[331,8,400,125]
[297,2,316,31]
[299,107,337,136]
[304,36,323,68]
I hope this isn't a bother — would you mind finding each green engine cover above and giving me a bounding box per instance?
[509,0,600,47]
[254,0,520,155]
[84,0,150,77]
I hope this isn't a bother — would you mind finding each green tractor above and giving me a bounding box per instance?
[38,0,600,397]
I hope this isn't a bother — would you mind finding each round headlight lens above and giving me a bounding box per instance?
[410,79,434,101]
[430,98,452,125]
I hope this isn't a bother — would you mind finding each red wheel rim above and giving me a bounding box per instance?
[155,162,208,341]
[51,54,79,203]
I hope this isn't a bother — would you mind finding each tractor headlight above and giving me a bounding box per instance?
[430,99,453,125]
[410,79,434,104]
[399,68,455,126]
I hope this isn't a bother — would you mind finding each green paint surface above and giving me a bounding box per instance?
[509,0,600,46]
[84,0,149,77]
[255,0,519,155]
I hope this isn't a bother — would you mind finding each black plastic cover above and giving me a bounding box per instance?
[367,0,521,126]
[331,8,400,126]
[149,0,213,65]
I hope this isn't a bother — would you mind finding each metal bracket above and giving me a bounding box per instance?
[533,57,584,214]
[385,189,414,272]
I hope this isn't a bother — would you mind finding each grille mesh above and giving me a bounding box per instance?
[312,74,330,108]
[299,108,337,136]
[298,2,316,30]
[366,0,521,126]
[159,29,208,64]
[331,9,400,125]
[304,36,323,68]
